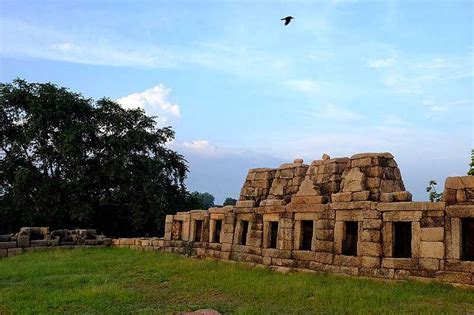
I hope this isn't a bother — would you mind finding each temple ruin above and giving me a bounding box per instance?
[132,152,473,285]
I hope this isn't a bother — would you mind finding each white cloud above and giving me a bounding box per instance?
[286,79,322,93]
[430,106,448,112]
[182,140,213,151]
[179,140,222,158]
[367,57,395,68]
[294,103,365,123]
[116,85,180,125]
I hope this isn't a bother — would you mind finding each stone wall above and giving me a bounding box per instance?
[116,152,473,286]
[0,227,112,258]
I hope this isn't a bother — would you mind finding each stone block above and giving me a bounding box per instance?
[8,248,22,256]
[360,242,381,257]
[419,241,444,259]
[456,189,467,203]
[292,250,316,261]
[332,192,352,202]
[361,256,381,268]
[316,220,335,230]
[341,168,366,192]
[362,219,382,230]
[316,229,334,241]
[392,191,412,202]
[30,240,48,247]
[419,258,440,271]
[435,271,472,284]
[420,217,444,228]
[314,252,333,264]
[17,236,30,248]
[235,200,256,208]
[382,258,418,270]
[315,240,333,252]
[352,191,370,201]
[380,193,393,202]
[351,157,372,168]
[0,242,17,249]
[361,229,381,243]
[420,227,444,242]
[333,255,361,267]
[291,195,327,204]
[444,177,464,190]
[383,211,422,222]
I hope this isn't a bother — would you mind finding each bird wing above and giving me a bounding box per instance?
[285,19,291,25]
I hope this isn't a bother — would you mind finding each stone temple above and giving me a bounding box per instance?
[117,152,474,285]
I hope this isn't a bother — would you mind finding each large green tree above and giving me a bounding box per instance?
[0,79,188,236]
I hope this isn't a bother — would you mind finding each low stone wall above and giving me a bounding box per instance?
[0,227,112,258]
[112,201,473,286]
[121,153,473,286]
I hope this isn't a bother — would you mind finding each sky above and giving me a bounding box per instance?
[0,0,473,204]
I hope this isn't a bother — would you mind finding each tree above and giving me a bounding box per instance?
[223,197,237,206]
[426,180,443,202]
[0,79,188,236]
[185,191,215,210]
[468,149,474,175]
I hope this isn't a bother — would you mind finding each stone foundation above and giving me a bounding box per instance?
[0,227,112,258]
[117,152,474,285]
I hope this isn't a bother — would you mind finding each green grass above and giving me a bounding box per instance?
[0,248,473,314]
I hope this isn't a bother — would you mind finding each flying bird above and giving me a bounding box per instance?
[281,16,294,26]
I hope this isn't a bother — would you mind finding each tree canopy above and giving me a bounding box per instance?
[223,197,237,206]
[0,79,191,236]
[185,191,215,210]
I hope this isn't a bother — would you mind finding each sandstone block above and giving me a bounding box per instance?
[442,189,457,204]
[366,177,381,189]
[361,229,381,243]
[419,241,444,259]
[352,190,370,201]
[382,258,417,270]
[392,191,412,202]
[0,242,17,249]
[420,227,444,242]
[362,219,382,230]
[435,271,472,284]
[360,242,381,257]
[380,193,393,202]
[341,168,366,192]
[315,240,333,252]
[351,157,372,168]
[456,189,467,203]
[314,252,333,264]
[16,236,29,248]
[419,258,440,271]
[332,192,352,202]
[361,256,381,268]
[444,177,464,190]
[235,200,256,208]
[8,248,22,256]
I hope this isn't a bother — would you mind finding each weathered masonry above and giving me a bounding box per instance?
[118,152,474,285]
[0,227,112,258]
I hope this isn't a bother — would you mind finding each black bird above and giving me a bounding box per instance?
[281,16,294,26]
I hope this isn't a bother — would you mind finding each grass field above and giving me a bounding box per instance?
[0,248,473,314]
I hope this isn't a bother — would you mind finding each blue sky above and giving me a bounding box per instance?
[1,0,473,203]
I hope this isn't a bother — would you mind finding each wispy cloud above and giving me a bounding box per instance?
[0,18,291,79]
[285,79,322,93]
[367,57,395,68]
[116,84,180,125]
